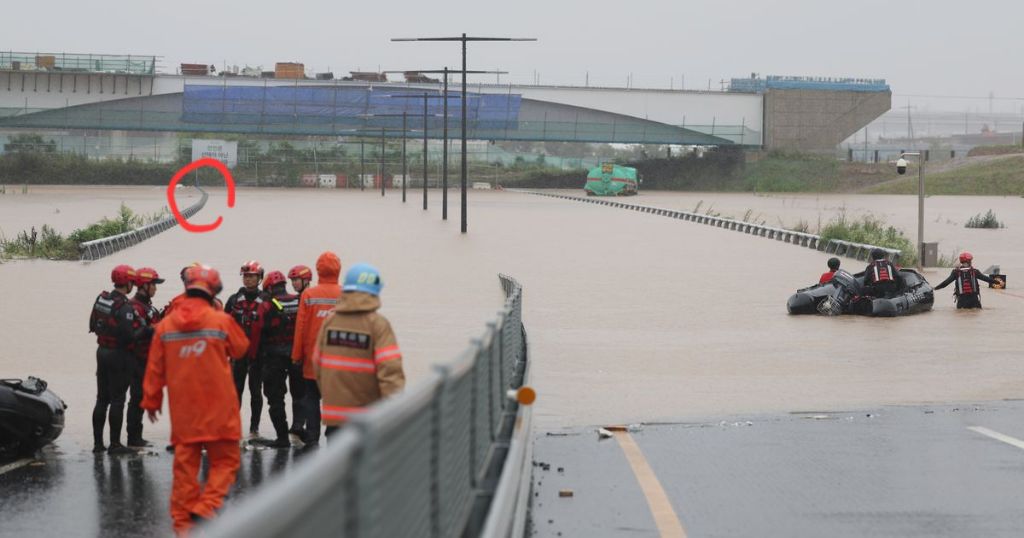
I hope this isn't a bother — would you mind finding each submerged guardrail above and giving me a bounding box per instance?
[203,274,531,538]
[78,187,208,261]
[518,191,902,263]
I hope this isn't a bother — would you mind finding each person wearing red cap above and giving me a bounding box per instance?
[286,265,313,441]
[89,264,141,455]
[126,267,165,449]
[225,260,267,439]
[142,265,248,536]
[934,251,1003,309]
[291,252,341,447]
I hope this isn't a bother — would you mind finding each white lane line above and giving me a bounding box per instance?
[0,458,33,475]
[968,426,1024,451]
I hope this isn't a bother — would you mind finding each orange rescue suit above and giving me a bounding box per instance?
[292,252,342,380]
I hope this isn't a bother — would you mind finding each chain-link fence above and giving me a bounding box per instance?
[202,274,530,538]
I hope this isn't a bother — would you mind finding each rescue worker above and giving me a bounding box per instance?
[934,252,1002,309]
[126,267,164,449]
[291,252,341,447]
[225,260,266,438]
[164,263,223,317]
[819,257,841,284]
[315,263,405,438]
[286,264,313,442]
[863,248,901,298]
[251,271,299,448]
[142,265,248,536]
[89,264,140,455]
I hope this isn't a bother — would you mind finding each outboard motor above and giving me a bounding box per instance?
[817,269,861,316]
[0,376,67,458]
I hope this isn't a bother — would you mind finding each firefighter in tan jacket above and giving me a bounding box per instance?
[313,263,405,436]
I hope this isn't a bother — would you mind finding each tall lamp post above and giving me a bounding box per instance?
[896,152,925,269]
[389,93,453,210]
[386,69,504,220]
[392,34,536,233]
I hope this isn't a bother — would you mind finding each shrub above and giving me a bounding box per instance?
[819,212,917,266]
[964,210,1004,229]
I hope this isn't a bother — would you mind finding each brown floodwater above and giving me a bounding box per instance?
[2,186,1022,447]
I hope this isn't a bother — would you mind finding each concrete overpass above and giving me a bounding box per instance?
[0,53,890,151]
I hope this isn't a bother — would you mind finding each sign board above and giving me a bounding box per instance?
[191,139,238,168]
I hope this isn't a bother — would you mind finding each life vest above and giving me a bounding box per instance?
[130,294,163,359]
[262,292,299,346]
[955,267,979,296]
[89,290,129,348]
[871,260,895,283]
[227,289,263,333]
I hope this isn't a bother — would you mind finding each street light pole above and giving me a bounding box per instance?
[423,93,428,210]
[391,34,536,233]
[380,128,386,197]
[461,36,468,233]
[402,111,407,203]
[900,151,925,269]
[442,67,449,220]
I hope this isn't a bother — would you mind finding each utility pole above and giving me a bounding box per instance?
[392,34,536,233]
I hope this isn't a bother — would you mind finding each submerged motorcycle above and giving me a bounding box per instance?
[787,268,934,317]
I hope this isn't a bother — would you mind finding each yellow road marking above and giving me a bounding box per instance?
[613,431,687,538]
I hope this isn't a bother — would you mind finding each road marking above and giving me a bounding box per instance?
[0,458,33,476]
[968,426,1024,451]
[613,431,687,538]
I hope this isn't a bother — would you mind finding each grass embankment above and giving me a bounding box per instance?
[862,155,1024,195]
[966,145,1024,157]
[743,151,899,192]
[0,203,165,260]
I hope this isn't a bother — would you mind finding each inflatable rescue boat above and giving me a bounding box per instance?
[787,268,934,317]
[0,377,67,458]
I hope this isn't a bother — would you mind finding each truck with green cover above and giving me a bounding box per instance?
[584,163,638,196]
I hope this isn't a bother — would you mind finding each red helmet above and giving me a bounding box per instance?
[134,267,165,285]
[959,251,973,264]
[240,260,265,279]
[179,262,202,283]
[184,265,223,297]
[111,265,136,287]
[288,265,313,281]
[262,271,287,291]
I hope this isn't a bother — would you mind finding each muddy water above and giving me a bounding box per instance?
[1,187,1022,448]
[0,185,177,238]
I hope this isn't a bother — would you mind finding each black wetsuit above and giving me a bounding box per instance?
[935,267,996,309]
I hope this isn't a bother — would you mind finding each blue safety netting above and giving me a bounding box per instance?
[182,84,522,131]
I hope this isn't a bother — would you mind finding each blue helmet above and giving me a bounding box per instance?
[343,263,383,296]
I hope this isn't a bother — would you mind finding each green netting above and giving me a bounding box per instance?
[0,106,749,145]
[0,52,155,75]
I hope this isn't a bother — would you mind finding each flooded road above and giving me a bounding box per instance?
[2,187,1023,438]
[2,186,1023,535]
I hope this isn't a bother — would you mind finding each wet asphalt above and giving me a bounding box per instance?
[531,401,1024,537]
[0,439,309,537]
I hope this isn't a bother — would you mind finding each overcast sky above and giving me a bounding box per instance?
[7,0,1024,113]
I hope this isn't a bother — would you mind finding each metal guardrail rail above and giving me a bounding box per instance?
[202,274,531,538]
[518,191,902,263]
[78,187,208,261]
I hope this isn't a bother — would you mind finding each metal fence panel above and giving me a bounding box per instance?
[203,275,528,538]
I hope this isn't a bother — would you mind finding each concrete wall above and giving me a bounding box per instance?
[763,89,891,152]
[0,72,155,111]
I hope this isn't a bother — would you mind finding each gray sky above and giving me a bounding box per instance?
[7,0,1024,113]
